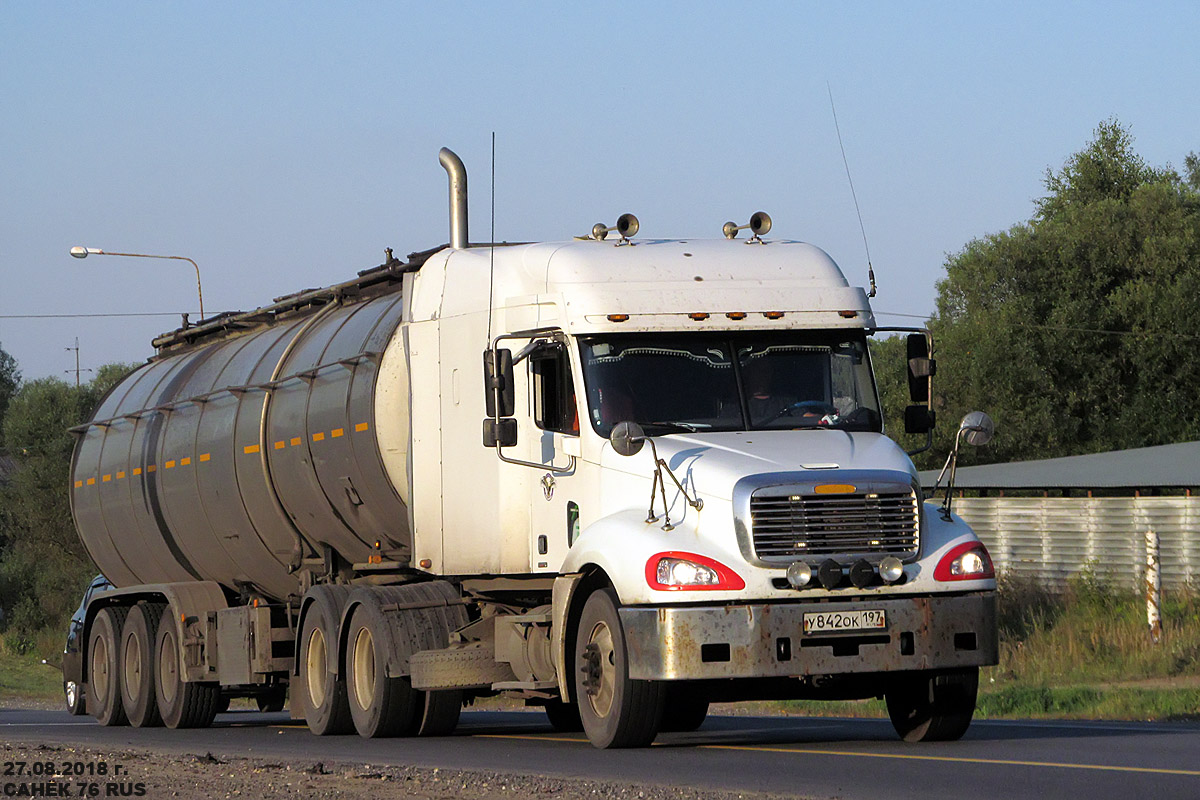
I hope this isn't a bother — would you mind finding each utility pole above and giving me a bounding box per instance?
[65,338,92,386]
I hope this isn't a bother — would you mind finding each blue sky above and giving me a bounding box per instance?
[2,2,1197,380]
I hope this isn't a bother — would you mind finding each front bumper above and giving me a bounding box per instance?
[619,592,997,681]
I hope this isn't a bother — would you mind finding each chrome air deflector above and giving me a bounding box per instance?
[732,470,921,568]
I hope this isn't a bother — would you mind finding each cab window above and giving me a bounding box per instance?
[530,343,579,434]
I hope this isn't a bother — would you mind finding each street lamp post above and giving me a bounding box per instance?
[70,246,205,320]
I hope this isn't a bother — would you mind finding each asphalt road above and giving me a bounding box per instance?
[3,707,1199,800]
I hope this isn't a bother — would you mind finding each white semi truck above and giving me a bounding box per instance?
[68,148,997,748]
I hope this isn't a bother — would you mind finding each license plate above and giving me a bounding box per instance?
[803,609,886,634]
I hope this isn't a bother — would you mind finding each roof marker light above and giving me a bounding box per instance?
[763,311,785,320]
[607,314,630,323]
[689,312,710,321]
[726,312,747,320]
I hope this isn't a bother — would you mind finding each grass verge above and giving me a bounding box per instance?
[0,648,63,704]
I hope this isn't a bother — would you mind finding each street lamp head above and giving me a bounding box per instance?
[70,246,102,259]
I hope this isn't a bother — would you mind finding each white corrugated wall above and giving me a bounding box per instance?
[950,496,1198,590]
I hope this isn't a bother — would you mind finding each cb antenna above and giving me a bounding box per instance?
[828,83,876,297]
[487,131,496,344]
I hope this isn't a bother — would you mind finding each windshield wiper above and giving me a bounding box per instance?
[646,421,710,433]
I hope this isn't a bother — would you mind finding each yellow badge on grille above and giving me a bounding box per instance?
[814,484,856,494]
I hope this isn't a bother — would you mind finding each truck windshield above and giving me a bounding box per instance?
[579,332,882,437]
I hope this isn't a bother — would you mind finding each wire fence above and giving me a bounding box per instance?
[949,496,1199,591]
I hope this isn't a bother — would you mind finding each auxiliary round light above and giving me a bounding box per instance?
[817,559,843,590]
[849,559,875,589]
[879,556,905,584]
[786,561,812,589]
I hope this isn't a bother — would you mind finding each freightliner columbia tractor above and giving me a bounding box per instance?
[67,148,997,748]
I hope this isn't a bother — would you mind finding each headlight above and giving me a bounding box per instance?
[659,558,718,586]
[646,552,746,591]
[934,542,995,581]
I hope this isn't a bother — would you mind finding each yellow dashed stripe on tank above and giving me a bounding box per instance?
[73,422,371,488]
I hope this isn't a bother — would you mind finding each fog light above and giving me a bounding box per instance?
[817,559,843,590]
[849,559,875,588]
[786,561,812,588]
[879,556,904,584]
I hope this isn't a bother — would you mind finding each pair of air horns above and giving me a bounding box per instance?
[589,212,773,244]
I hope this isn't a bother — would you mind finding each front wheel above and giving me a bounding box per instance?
[64,681,86,716]
[573,588,663,748]
[660,684,709,732]
[886,667,979,742]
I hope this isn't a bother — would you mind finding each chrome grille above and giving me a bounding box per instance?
[750,490,919,560]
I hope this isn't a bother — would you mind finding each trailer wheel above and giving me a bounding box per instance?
[660,684,709,733]
[89,607,129,726]
[417,690,463,736]
[120,602,165,727]
[886,667,979,742]
[573,588,663,748]
[345,598,422,737]
[154,606,218,729]
[298,597,354,735]
[543,699,583,732]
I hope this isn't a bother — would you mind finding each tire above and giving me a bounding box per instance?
[345,598,423,738]
[88,606,129,726]
[256,687,287,713]
[298,593,354,735]
[573,588,664,748]
[154,606,219,729]
[119,602,164,727]
[64,680,86,716]
[660,684,709,733]
[417,689,463,737]
[543,698,583,732]
[886,667,979,743]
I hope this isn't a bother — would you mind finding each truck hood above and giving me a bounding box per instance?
[605,430,919,501]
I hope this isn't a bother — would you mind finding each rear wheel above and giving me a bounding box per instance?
[886,668,979,742]
[120,602,164,727]
[89,607,129,726]
[154,607,218,729]
[345,598,422,738]
[573,589,663,748]
[298,597,353,735]
[256,687,287,713]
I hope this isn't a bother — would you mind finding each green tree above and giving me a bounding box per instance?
[0,364,135,644]
[908,121,1200,465]
[0,342,19,448]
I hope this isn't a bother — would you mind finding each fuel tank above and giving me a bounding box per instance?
[69,274,415,602]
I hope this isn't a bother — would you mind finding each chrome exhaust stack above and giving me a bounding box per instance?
[439,147,469,250]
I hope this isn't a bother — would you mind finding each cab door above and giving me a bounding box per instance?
[524,339,581,572]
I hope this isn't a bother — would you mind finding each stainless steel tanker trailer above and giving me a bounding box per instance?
[68,148,998,747]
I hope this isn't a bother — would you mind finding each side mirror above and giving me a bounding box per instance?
[906,333,936,403]
[904,405,936,435]
[609,421,646,457]
[959,411,994,446]
[483,348,515,418]
[483,418,518,448]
